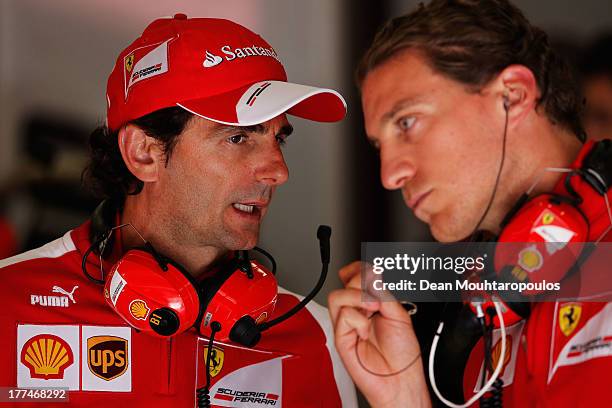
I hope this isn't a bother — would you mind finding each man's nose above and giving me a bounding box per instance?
[255,145,289,186]
[380,146,416,190]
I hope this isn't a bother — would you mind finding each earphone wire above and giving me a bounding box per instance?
[431,99,507,406]
[526,167,573,196]
[354,312,421,377]
[86,222,148,284]
[428,301,507,408]
[469,100,510,242]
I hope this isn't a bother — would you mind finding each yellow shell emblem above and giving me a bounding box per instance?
[129,299,150,320]
[21,334,74,379]
[255,311,268,325]
[518,245,543,273]
[491,335,512,374]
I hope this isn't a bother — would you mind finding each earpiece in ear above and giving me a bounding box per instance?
[502,93,510,111]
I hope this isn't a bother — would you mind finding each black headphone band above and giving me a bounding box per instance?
[89,199,121,257]
[581,139,612,195]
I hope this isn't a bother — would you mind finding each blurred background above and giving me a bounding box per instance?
[1,0,611,326]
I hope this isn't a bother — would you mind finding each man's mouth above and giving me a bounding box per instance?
[233,203,256,214]
[231,201,269,218]
[406,189,432,212]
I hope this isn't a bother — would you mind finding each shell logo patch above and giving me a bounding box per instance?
[517,245,543,273]
[129,299,150,320]
[21,334,74,380]
[470,321,525,393]
[255,311,268,325]
[559,303,582,337]
[203,346,224,378]
[490,335,512,377]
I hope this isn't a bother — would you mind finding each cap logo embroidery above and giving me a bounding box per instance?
[123,39,172,100]
[203,51,223,68]
[245,82,272,107]
[202,44,281,66]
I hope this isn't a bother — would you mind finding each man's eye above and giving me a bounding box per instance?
[228,134,247,144]
[397,116,416,131]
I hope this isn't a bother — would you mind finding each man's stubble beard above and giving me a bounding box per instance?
[429,194,494,242]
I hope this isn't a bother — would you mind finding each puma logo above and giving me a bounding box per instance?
[52,285,79,304]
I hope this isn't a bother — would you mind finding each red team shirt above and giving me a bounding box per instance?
[462,141,612,407]
[0,220,357,407]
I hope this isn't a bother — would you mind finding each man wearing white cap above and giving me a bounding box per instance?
[0,14,356,407]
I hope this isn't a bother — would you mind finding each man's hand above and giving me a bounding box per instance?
[328,261,431,408]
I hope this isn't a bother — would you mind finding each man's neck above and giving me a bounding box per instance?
[485,124,583,235]
[520,129,583,196]
[120,195,227,278]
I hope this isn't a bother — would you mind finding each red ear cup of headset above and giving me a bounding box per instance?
[103,245,279,346]
[87,200,288,347]
[199,260,277,347]
[469,192,590,328]
[495,193,588,293]
[104,248,202,337]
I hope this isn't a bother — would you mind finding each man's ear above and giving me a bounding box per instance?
[117,124,163,183]
[491,64,539,127]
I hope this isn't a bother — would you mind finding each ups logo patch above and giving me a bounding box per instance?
[87,336,128,381]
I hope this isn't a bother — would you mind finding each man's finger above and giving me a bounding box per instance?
[345,272,363,290]
[339,261,362,285]
[344,269,384,306]
[328,288,380,325]
[334,306,372,345]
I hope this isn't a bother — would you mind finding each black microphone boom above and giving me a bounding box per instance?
[317,225,331,264]
[258,225,331,331]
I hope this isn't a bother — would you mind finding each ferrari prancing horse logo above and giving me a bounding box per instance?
[559,304,582,337]
[203,346,224,378]
[125,54,135,72]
